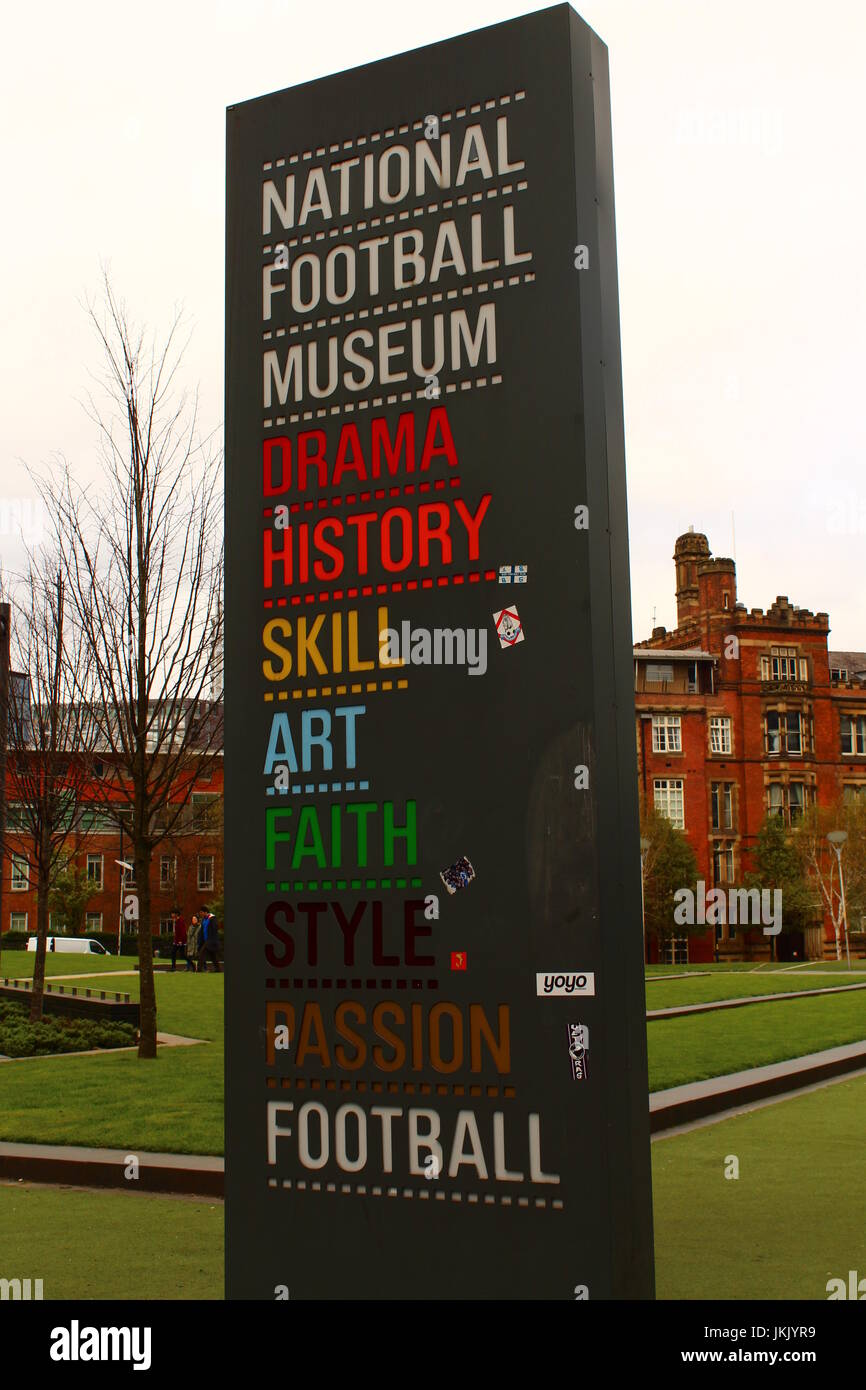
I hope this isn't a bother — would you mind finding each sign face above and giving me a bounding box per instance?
[225,2,654,1300]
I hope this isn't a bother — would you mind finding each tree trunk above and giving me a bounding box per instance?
[135,837,158,1059]
[30,855,50,1023]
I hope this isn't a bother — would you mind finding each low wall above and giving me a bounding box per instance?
[0,979,140,1027]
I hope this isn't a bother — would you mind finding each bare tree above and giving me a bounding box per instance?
[798,798,866,959]
[34,276,224,1058]
[3,561,98,1020]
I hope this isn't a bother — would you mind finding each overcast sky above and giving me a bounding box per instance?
[2,0,863,647]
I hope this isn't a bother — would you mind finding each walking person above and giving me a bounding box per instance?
[187,914,202,972]
[170,909,188,972]
[198,907,221,973]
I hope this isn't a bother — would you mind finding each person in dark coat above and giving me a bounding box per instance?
[170,910,188,972]
[197,908,220,973]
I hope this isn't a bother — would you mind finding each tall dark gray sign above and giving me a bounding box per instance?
[225,2,654,1300]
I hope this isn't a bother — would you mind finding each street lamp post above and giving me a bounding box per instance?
[114,859,134,957]
[827,831,850,970]
[639,836,650,964]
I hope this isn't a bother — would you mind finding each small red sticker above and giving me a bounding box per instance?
[451,951,468,971]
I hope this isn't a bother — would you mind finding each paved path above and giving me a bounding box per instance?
[645,972,711,983]
[647,981,866,1019]
[770,968,866,976]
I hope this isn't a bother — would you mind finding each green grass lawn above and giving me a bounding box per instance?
[796,957,866,970]
[0,1184,223,1299]
[0,972,223,1154]
[649,990,866,1091]
[646,971,866,1010]
[0,953,141,979]
[5,1070,863,1301]
[654,1073,866,1299]
[2,966,865,1151]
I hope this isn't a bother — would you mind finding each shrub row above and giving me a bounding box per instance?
[0,999,137,1057]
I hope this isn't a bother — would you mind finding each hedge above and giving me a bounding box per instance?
[0,999,137,1057]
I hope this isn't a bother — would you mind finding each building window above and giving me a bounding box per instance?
[711,782,734,830]
[78,806,117,832]
[831,667,849,684]
[145,705,187,755]
[766,712,780,753]
[767,782,809,826]
[766,710,803,755]
[190,791,221,830]
[160,855,177,890]
[652,715,682,753]
[86,912,103,931]
[713,843,734,884]
[10,912,27,932]
[788,783,806,823]
[841,714,866,756]
[654,778,685,830]
[646,663,674,684]
[86,854,104,890]
[5,803,30,831]
[662,935,689,964]
[197,855,215,891]
[709,716,732,755]
[48,913,67,934]
[687,662,698,694]
[761,647,807,683]
[11,854,29,891]
[843,784,866,803]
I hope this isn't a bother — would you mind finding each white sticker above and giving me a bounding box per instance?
[536,972,595,996]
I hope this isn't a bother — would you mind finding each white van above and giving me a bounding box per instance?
[26,936,109,955]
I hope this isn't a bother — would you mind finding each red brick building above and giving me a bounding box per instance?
[635,529,866,963]
[1,705,224,941]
